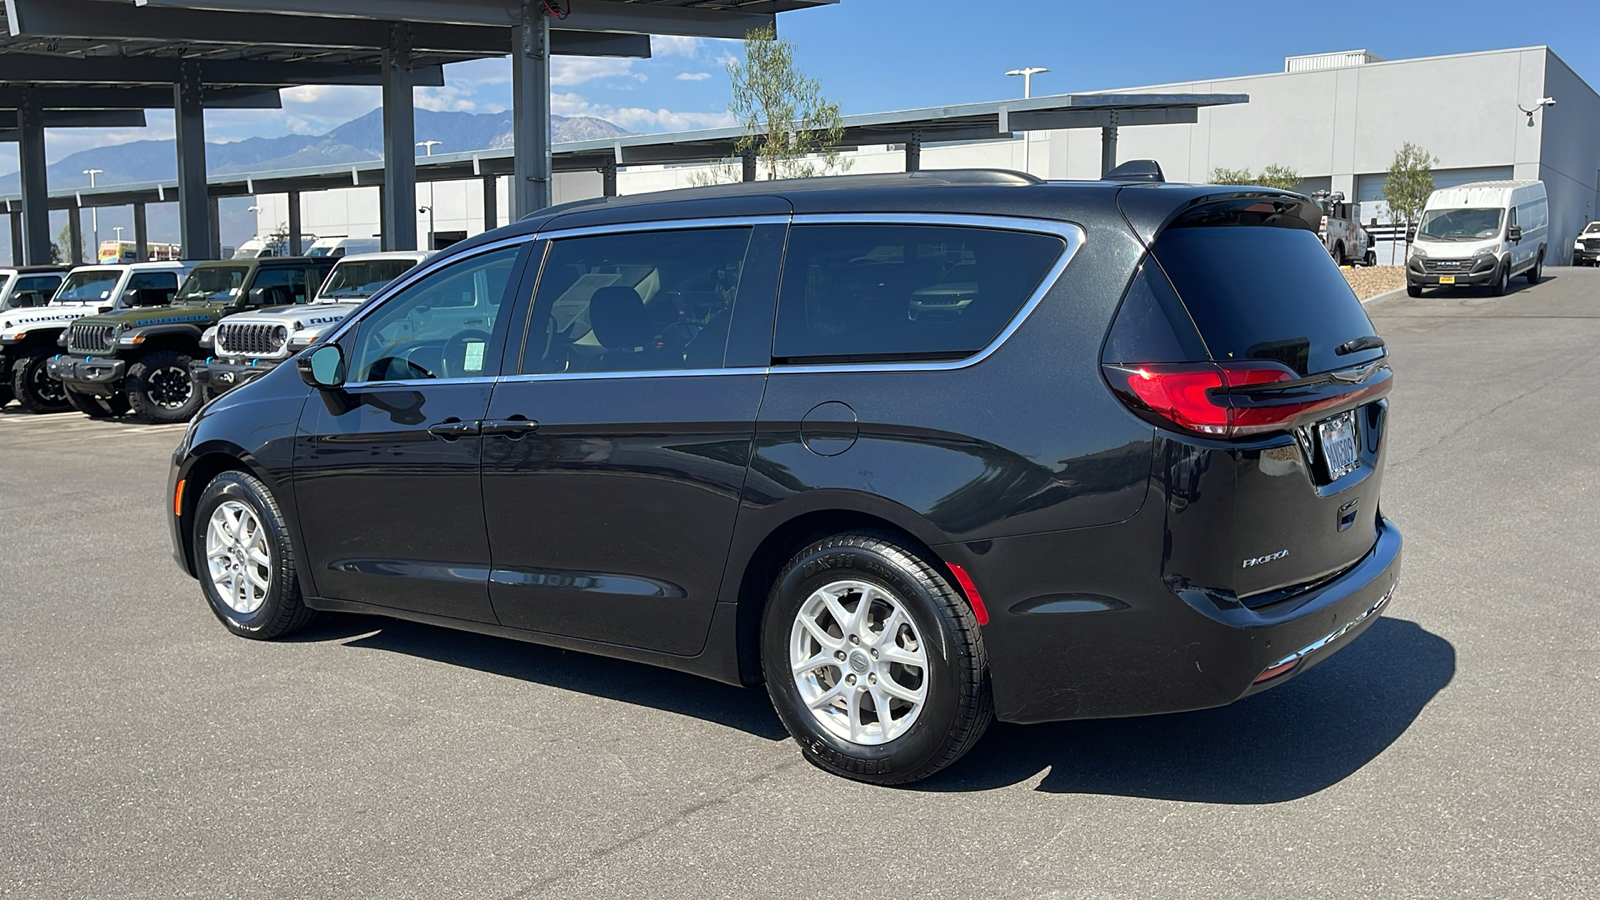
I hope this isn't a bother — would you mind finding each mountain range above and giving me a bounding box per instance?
[0,108,631,193]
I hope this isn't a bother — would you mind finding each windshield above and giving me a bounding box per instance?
[317,259,417,300]
[1419,208,1504,241]
[176,266,250,304]
[1584,223,1600,235]
[306,246,333,257]
[54,270,123,303]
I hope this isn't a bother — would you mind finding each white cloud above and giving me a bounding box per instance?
[675,72,713,82]
[416,85,477,113]
[607,107,737,132]
[652,36,704,58]
[552,57,636,86]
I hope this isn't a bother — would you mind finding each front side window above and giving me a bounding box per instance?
[772,224,1065,364]
[521,228,752,375]
[1418,208,1504,241]
[347,246,520,383]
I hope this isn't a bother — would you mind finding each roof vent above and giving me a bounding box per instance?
[1284,50,1384,73]
[1103,160,1165,183]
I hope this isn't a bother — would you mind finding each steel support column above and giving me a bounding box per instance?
[381,24,418,251]
[17,89,51,265]
[905,130,922,173]
[287,190,303,255]
[512,0,552,218]
[741,148,757,182]
[482,175,498,231]
[208,197,221,259]
[9,211,21,264]
[133,203,148,261]
[174,61,213,259]
[601,160,617,198]
[1100,123,1119,178]
[68,206,84,264]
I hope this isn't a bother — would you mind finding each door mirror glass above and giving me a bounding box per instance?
[298,343,346,389]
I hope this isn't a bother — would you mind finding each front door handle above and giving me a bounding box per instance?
[480,417,540,439]
[427,418,481,440]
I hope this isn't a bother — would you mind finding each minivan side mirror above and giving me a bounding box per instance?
[1507,224,1523,242]
[297,343,346,389]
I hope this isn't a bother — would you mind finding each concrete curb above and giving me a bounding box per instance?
[1361,286,1409,308]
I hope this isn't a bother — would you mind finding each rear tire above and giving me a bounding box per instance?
[761,531,992,785]
[9,349,71,413]
[127,349,203,424]
[65,388,126,419]
[1363,248,1377,267]
[192,470,314,640]
[1525,253,1543,285]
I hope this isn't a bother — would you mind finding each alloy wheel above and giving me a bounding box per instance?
[27,360,66,404]
[789,579,929,745]
[205,500,272,614]
[148,366,194,409]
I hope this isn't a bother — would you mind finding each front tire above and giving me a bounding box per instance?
[192,471,313,640]
[10,349,71,413]
[127,349,203,423]
[1407,283,1424,298]
[1492,259,1511,296]
[761,532,992,785]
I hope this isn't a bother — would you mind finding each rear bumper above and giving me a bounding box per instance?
[191,357,282,393]
[48,355,126,395]
[943,517,1403,724]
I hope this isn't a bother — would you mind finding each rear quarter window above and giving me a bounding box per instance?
[1151,226,1383,376]
[772,224,1065,363]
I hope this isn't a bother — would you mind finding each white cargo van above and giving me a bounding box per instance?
[1406,180,1548,297]
[304,236,382,258]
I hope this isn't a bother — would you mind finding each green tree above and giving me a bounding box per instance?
[1256,163,1303,192]
[52,222,81,265]
[721,24,845,182]
[1209,165,1301,191]
[1383,142,1437,253]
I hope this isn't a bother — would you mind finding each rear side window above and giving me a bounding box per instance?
[521,227,752,375]
[1152,226,1382,376]
[773,224,1065,363]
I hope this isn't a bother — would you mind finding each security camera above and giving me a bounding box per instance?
[1540,97,1556,106]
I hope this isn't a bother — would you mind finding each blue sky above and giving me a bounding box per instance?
[13,0,1598,168]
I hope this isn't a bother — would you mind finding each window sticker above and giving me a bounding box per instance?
[463,340,485,372]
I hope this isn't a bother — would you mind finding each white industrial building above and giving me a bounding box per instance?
[254,44,1600,264]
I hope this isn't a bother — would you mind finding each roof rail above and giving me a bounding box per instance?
[1103,160,1165,183]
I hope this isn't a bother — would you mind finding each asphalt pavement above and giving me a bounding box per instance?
[2,268,1597,899]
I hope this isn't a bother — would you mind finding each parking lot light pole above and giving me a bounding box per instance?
[1005,67,1048,175]
[83,168,102,260]
[417,140,441,250]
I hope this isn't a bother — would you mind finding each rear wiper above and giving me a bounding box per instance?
[1336,335,1385,356]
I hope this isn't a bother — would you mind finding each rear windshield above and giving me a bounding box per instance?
[1151,226,1382,377]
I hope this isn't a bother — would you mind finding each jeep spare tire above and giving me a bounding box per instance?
[127,348,203,424]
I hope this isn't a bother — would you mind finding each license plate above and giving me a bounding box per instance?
[1439,275,1456,284]
[1318,410,1360,480]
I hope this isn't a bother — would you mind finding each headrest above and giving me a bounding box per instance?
[589,285,653,349]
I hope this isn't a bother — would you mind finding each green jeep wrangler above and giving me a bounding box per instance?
[50,257,335,423]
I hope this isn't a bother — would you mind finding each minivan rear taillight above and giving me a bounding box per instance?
[1104,361,1391,438]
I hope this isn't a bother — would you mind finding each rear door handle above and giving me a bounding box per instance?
[427,419,481,440]
[480,417,540,439]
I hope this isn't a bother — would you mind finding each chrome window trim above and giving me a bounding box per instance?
[328,237,535,390]
[772,214,1085,375]
[498,366,769,385]
[329,212,1085,388]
